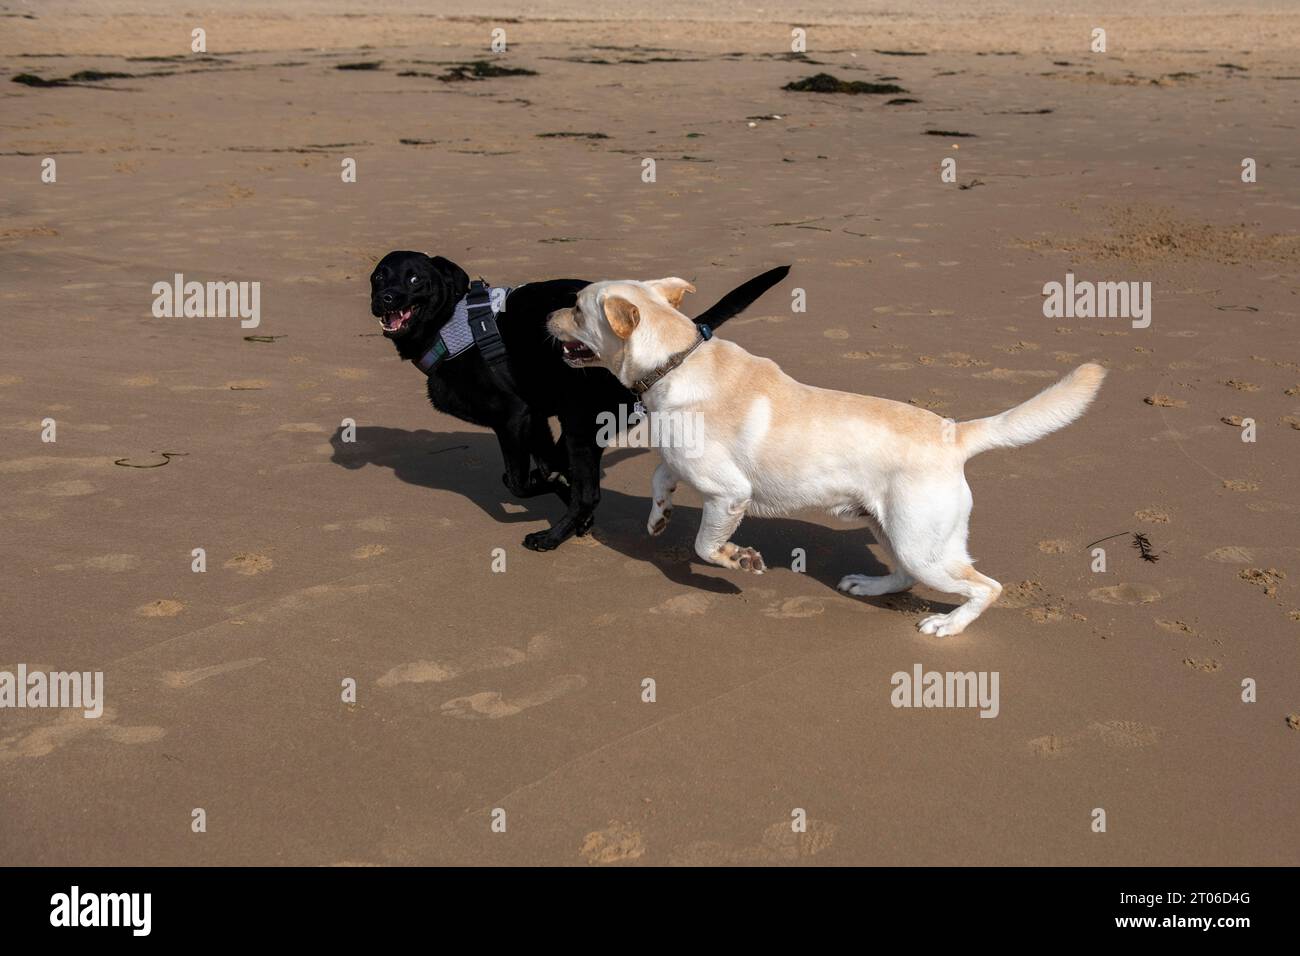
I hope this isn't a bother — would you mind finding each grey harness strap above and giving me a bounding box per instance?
[413,282,512,375]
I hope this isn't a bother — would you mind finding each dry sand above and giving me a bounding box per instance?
[1,1,1298,865]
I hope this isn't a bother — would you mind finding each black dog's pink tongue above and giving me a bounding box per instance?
[382,308,413,331]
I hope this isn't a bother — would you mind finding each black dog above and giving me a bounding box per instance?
[368,252,788,551]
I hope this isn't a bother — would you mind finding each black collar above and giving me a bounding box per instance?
[630,324,712,396]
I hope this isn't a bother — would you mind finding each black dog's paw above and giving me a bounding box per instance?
[574,513,595,537]
[523,529,563,551]
[503,471,540,498]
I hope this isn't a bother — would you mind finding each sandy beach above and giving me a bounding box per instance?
[1,1,1298,866]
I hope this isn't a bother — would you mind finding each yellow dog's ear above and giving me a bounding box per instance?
[646,277,696,309]
[602,294,641,340]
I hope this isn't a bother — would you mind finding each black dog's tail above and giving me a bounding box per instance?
[692,265,790,330]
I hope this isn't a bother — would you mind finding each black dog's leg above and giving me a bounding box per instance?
[497,406,569,501]
[524,414,570,504]
[522,427,603,551]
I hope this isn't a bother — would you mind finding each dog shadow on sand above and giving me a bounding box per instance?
[331,425,949,612]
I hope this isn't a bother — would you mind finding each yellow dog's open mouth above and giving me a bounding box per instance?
[560,339,597,365]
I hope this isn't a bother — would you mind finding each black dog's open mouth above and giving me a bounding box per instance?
[380,306,416,334]
[560,340,597,366]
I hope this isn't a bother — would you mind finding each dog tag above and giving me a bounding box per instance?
[629,401,647,425]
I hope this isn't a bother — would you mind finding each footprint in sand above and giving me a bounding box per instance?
[649,593,712,616]
[975,368,1057,382]
[1205,546,1253,564]
[1135,508,1171,524]
[0,708,165,762]
[352,544,388,559]
[1155,618,1199,636]
[1222,479,1259,492]
[224,553,273,575]
[1030,719,1160,757]
[137,599,184,618]
[1183,657,1222,672]
[1238,568,1285,597]
[1088,584,1162,605]
[998,581,1047,608]
[84,554,141,572]
[762,596,825,619]
[377,634,556,687]
[162,657,264,689]
[1026,606,1066,624]
[1246,500,1300,514]
[668,819,838,865]
[440,674,587,720]
[43,480,96,497]
[760,819,839,860]
[1088,720,1161,748]
[1037,539,1071,554]
[1028,734,1071,756]
[580,822,647,864]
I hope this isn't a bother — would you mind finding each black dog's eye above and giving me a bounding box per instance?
[408,275,420,285]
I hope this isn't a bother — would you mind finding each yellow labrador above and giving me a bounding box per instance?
[548,279,1105,636]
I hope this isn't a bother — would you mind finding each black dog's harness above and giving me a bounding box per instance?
[413,279,514,378]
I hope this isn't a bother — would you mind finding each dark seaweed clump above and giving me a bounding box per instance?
[783,73,905,95]
[12,73,66,87]
[336,61,383,70]
[12,70,134,87]
[68,70,134,82]
[441,60,536,81]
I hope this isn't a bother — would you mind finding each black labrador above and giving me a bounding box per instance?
[368,252,788,551]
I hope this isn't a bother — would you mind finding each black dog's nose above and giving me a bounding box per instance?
[381,292,395,306]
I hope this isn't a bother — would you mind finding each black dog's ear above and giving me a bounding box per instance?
[426,255,470,299]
